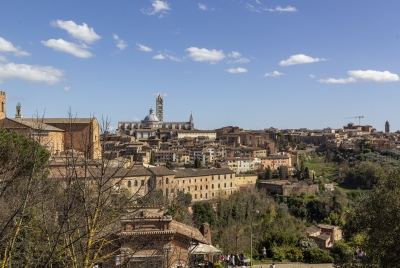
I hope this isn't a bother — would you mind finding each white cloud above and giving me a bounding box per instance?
[246,4,262,13]
[264,71,283,77]
[279,54,326,66]
[142,0,171,17]
[198,3,207,10]
[152,52,181,61]
[137,43,153,52]
[0,63,64,84]
[41,39,93,58]
[113,34,127,50]
[309,74,315,78]
[0,37,30,56]
[64,86,70,91]
[228,51,250,64]
[319,70,400,84]
[153,54,165,60]
[0,55,7,62]
[51,20,101,44]
[186,47,225,64]
[275,6,297,12]
[227,67,247,74]
[255,0,261,4]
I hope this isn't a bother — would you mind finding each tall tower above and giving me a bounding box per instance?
[156,94,163,122]
[385,121,390,133]
[189,112,194,129]
[15,102,23,118]
[0,91,6,120]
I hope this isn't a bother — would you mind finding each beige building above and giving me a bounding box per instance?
[260,154,291,170]
[0,118,65,155]
[235,174,257,188]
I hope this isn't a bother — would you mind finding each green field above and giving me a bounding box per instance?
[301,154,338,181]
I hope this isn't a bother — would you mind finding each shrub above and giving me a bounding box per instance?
[303,247,334,263]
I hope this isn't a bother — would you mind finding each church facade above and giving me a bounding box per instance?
[117,94,194,139]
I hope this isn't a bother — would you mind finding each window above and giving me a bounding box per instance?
[200,194,202,198]
[218,183,220,188]
[206,185,208,190]
[224,183,226,188]
[166,177,169,184]
[171,189,175,193]
[166,188,169,196]
[218,175,220,180]
[230,182,232,187]
[206,193,208,199]
[195,186,198,190]
[201,178,202,182]
[212,193,214,197]
[183,180,185,184]
[141,180,145,186]
[212,184,214,189]
[212,175,214,180]
[195,194,197,199]
[195,179,196,182]
[134,180,138,187]
[188,187,190,192]
[224,174,226,179]
[128,181,131,187]
[200,186,203,190]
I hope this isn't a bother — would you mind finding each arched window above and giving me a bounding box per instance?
[134,180,138,186]
[218,183,220,188]
[230,182,232,187]
[141,180,145,186]
[195,194,197,199]
[212,184,214,189]
[195,186,197,191]
[128,181,131,187]
[224,183,226,188]
[188,186,190,192]
[206,185,208,190]
[166,177,169,184]
[200,185,203,190]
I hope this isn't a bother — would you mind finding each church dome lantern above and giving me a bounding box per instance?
[143,107,160,122]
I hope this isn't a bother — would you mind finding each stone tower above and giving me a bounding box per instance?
[189,112,194,129]
[15,102,23,118]
[156,94,163,122]
[0,91,6,119]
[385,121,390,133]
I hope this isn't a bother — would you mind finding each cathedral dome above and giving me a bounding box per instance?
[143,108,160,122]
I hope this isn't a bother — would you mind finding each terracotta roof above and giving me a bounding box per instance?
[8,118,65,132]
[315,233,331,241]
[149,166,176,176]
[170,220,208,244]
[306,226,321,234]
[42,118,97,124]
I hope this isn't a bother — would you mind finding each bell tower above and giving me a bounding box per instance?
[385,121,390,133]
[156,93,163,122]
[0,91,6,120]
[15,102,23,118]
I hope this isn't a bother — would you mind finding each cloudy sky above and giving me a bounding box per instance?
[0,1,399,131]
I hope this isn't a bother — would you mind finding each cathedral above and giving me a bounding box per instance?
[117,94,194,139]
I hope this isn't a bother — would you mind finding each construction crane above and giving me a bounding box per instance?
[345,116,364,125]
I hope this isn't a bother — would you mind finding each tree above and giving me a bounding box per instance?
[165,159,172,169]
[344,168,400,266]
[0,127,51,267]
[304,167,310,180]
[150,150,155,165]
[194,158,202,169]
[265,165,272,180]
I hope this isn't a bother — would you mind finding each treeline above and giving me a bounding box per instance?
[191,190,333,263]
[0,128,142,267]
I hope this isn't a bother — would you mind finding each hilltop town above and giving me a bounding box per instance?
[0,90,399,267]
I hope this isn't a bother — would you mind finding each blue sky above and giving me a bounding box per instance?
[0,0,399,131]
